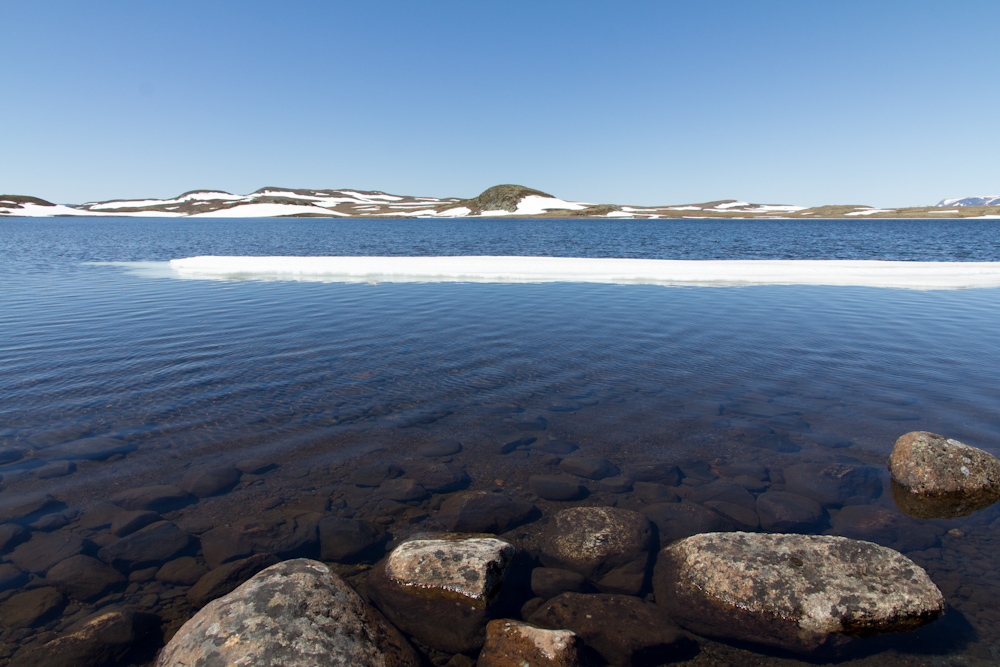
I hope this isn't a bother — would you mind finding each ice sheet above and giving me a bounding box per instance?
[167,256,1000,289]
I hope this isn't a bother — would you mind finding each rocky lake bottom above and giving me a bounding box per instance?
[1,217,999,666]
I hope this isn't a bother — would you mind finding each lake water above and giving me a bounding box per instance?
[1,217,999,665]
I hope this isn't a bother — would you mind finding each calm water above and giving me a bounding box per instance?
[1,217,999,666]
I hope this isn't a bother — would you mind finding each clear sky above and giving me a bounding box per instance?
[3,0,998,207]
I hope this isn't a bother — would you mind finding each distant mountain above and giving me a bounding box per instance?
[937,196,1000,207]
[3,186,1000,219]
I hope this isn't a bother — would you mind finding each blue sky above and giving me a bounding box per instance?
[3,1,998,207]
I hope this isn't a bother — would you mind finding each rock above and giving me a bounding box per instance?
[418,439,462,457]
[25,426,89,448]
[368,534,515,652]
[784,461,882,507]
[156,556,208,585]
[234,458,276,474]
[437,491,536,534]
[689,480,757,509]
[110,509,159,537]
[77,502,125,530]
[9,607,158,667]
[10,532,89,574]
[528,593,692,667]
[498,436,535,454]
[535,440,579,455]
[98,521,192,569]
[828,504,938,552]
[631,481,679,504]
[478,619,584,667]
[349,462,403,486]
[0,492,59,524]
[0,563,27,591]
[559,457,619,480]
[596,476,633,493]
[318,516,384,563]
[45,554,125,601]
[653,531,946,654]
[540,507,653,595]
[40,437,136,461]
[0,522,29,552]
[404,462,470,493]
[199,511,321,568]
[756,491,827,533]
[34,460,76,479]
[379,478,428,502]
[703,500,760,531]
[0,586,64,628]
[0,447,24,465]
[641,502,734,547]
[888,431,1000,518]
[110,485,193,513]
[186,554,279,608]
[529,475,586,501]
[158,559,420,667]
[179,465,241,497]
[626,463,681,485]
[531,567,589,600]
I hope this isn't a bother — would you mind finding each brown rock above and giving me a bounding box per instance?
[10,531,89,574]
[478,619,584,667]
[9,607,158,667]
[186,553,279,608]
[156,556,208,586]
[437,491,536,534]
[0,586,64,628]
[45,554,125,601]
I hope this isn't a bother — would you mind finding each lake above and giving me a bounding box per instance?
[1,217,999,665]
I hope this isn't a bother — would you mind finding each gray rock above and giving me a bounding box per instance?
[888,431,1000,518]
[784,461,881,507]
[110,485,193,513]
[9,607,157,667]
[531,567,589,600]
[40,437,136,461]
[437,491,536,534]
[158,559,420,667]
[368,534,515,652]
[0,492,59,524]
[187,553,279,608]
[529,475,586,501]
[641,502,734,547]
[155,556,208,585]
[558,457,619,480]
[98,521,192,569]
[11,532,90,574]
[540,507,653,595]
[0,522,29,553]
[757,491,827,533]
[110,509,159,537]
[318,517,384,563]
[528,592,692,667]
[653,531,946,654]
[199,510,320,568]
[179,465,241,497]
[0,586,64,628]
[478,619,584,667]
[45,554,125,601]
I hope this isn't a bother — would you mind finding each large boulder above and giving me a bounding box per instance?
[888,431,1000,518]
[437,491,536,534]
[478,619,584,667]
[367,534,515,652]
[9,607,158,667]
[653,532,945,654]
[157,559,420,667]
[540,507,654,595]
[528,593,693,667]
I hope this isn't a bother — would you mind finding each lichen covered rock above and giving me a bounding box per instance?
[478,619,583,667]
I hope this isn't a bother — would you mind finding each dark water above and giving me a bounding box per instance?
[1,217,999,665]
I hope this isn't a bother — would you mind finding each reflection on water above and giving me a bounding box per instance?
[1,218,999,665]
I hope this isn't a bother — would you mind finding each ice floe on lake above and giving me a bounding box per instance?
[164,256,1000,289]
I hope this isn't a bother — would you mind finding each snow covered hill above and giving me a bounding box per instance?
[937,196,1000,207]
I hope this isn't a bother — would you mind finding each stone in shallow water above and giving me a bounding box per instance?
[110,510,159,537]
[404,462,470,493]
[40,437,136,461]
[558,457,619,480]
[199,510,321,568]
[0,586,64,628]
[641,502,734,547]
[368,534,516,652]
[110,485,193,513]
[46,554,125,601]
[783,460,882,507]
[689,479,757,509]
[828,504,938,553]
[318,516,384,563]
[540,507,654,595]
[653,531,946,654]
[626,462,681,485]
[0,492,60,524]
[888,431,1000,518]
[529,475,586,501]
[10,531,90,574]
[0,563,27,591]
[478,619,584,667]
[528,592,693,667]
[379,478,428,502]
[756,491,827,533]
[34,460,76,479]
[417,439,462,457]
[437,491,536,534]
[179,465,241,497]
[97,521,192,569]
[350,462,403,487]
[186,553,279,608]
[531,567,589,600]
[155,556,208,586]
[0,522,29,553]
[158,559,420,667]
[9,607,159,667]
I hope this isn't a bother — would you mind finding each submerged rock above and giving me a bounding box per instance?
[9,607,158,667]
[653,531,945,654]
[783,460,882,507]
[157,559,420,667]
[179,465,241,497]
[888,431,1000,518]
[529,475,586,501]
[110,485,193,513]
[46,554,125,601]
[186,553,278,608]
[437,491,536,534]
[528,592,692,667]
[478,619,584,667]
[10,531,90,574]
[199,510,321,568]
[0,586,64,628]
[540,506,654,595]
[98,521,192,569]
[368,534,515,652]
[319,516,384,563]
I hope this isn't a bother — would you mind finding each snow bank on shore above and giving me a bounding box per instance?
[167,256,1000,289]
